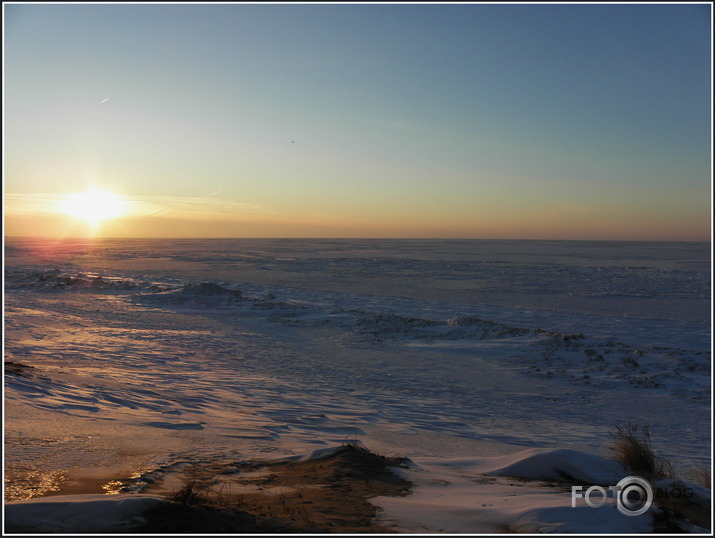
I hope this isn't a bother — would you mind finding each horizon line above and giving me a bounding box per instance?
[3,235,712,244]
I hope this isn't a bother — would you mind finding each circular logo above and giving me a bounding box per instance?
[614,476,653,516]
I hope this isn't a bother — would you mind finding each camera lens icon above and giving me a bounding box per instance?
[614,476,653,516]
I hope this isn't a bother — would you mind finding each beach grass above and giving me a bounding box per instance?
[608,423,675,481]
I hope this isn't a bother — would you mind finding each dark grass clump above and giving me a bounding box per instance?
[609,423,675,481]
[169,480,211,508]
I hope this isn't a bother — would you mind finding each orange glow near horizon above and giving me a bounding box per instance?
[2,190,710,242]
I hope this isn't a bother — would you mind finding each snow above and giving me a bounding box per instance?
[5,449,710,534]
[4,494,166,533]
[482,448,628,485]
[3,238,711,533]
[374,448,710,533]
[371,449,652,534]
[138,281,243,305]
[653,478,712,511]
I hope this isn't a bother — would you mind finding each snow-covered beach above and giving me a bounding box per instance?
[3,238,711,533]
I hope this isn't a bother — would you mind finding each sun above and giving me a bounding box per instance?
[60,189,126,225]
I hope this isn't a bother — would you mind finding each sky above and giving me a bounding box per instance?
[3,2,712,240]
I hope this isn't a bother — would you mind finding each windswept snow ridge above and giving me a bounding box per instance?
[138,282,243,305]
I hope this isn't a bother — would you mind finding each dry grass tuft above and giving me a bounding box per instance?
[608,423,675,481]
[168,480,212,508]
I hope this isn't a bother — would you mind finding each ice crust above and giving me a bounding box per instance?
[4,238,711,533]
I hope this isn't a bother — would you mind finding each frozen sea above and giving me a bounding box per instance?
[3,238,712,532]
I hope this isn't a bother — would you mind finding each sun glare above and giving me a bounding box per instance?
[60,190,126,224]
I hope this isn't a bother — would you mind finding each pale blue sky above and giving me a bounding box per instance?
[4,3,712,239]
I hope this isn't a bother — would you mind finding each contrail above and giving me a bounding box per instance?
[192,191,222,201]
[144,191,224,217]
[182,190,223,208]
